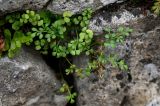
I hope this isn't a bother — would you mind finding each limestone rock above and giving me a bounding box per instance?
[0,0,124,15]
[73,8,160,106]
[47,0,123,14]
[0,47,67,106]
[89,8,145,34]
[0,0,49,14]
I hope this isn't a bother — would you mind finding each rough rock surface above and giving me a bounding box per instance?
[0,0,49,15]
[47,0,123,14]
[0,0,124,15]
[73,8,160,106]
[0,47,67,106]
[89,8,145,34]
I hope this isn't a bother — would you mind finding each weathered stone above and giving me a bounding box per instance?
[74,55,129,106]
[146,97,160,106]
[0,47,67,106]
[73,7,160,106]
[89,8,145,34]
[0,0,125,15]
[47,0,123,14]
[0,0,49,14]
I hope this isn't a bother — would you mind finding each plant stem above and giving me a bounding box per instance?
[65,57,72,65]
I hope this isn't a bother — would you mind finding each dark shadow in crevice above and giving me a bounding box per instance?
[42,0,54,9]
[120,96,131,106]
[42,53,77,106]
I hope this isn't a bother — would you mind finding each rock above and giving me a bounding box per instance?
[146,97,160,106]
[122,82,159,106]
[73,7,160,106]
[0,0,49,15]
[47,0,123,14]
[142,64,159,81]
[0,0,124,15]
[0,46,67,106]
[73,55,129,106]
[89,8,145,34]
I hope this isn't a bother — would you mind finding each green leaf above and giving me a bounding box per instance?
[31,33,36,38]
[78,16,82,20]
[26,10,30,14]
[23,19,28,24]
[79,32,85,40]
[40,39,45,46]
[70,99,75,104]
[24,14,29,19]
[118,26,124,32]
[76,50,81,55]
[34,40,40,45]
[10,40,16,50]
[38,20,43,26]
[12,21,21,30]
[83,16,88,21]
[80,21,85,27]
[60,87,65,93]
[105,34,110,39]
[32,28,37,31]
[4,29,11,51]
[73,18,79,24]
[0,20,5,26]
[35,14,41,20]
[39,10,52,24]
[39,34,43,39]
[104,27,111,32]
[9,19,14,23]
[84,20,89,25]
[15,41,21,48]
[64,17,70,23]
[35,46,41,50]
[63,11,73,17]
[86,29,93,38]
[20,19,24,23]
[66,96,71,101]
[30,11,35,16]
[70,51,76,55]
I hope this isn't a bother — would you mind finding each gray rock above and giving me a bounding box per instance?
[47,0,123,14]
[0,0,49,14]
[73,7,160,106]
[73,55,128,106]
[89,8,145,34]
[143,64,159,81]
[146,97,160,106]
[0,0,125,15]
[0,47,67,106]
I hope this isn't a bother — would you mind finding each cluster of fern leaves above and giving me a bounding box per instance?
[0,9,133,103]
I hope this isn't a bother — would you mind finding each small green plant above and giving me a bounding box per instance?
[103,27,132,71]
[83,26,133,77]
[106,54,128,71]
[4,30,32,57]
[152,0,160,15]
[2,10,46,57]
[0,9,93,104]
[60,83,77,104]
[104,27,133,48]
[0,8,133,104]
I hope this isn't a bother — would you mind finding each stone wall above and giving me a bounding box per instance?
[0,0,122,14]
[1,0,160,106]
